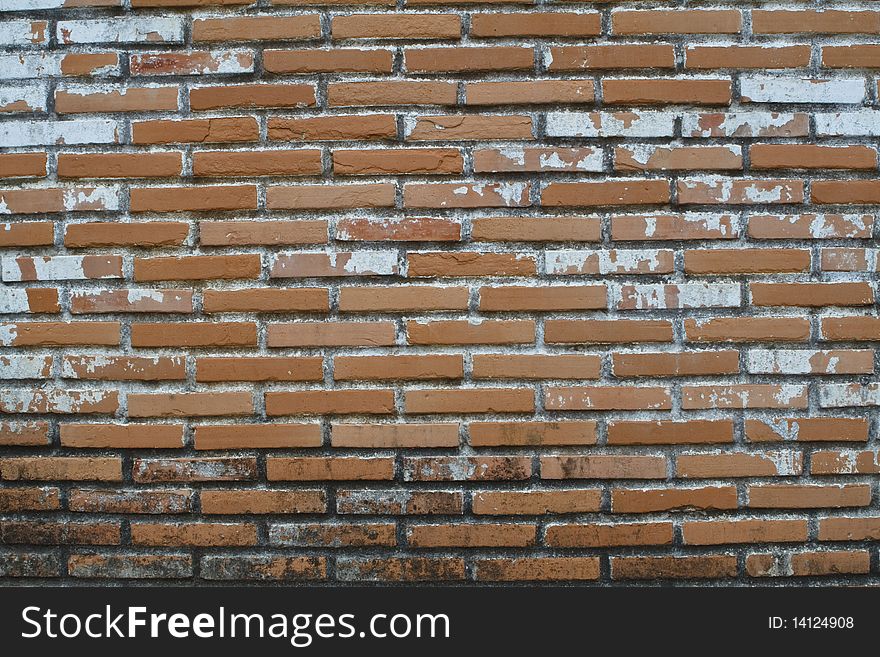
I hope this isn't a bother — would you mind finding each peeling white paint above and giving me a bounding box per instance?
[57,18,185,45]
[0,119,118,147]
[741,76,866,104]
[546,111,676,137]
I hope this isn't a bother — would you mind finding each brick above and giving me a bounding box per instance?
[678,178,804,205]
[268,115,396,141]
[194,424,321,450]
[70,290,192,314]
[268,322,395,347]
[333,148,463,175]
[337,216,460,242]
[547,45,675,71]
[270,522,395,547]
[748,213,873,239]
[612,555,737,580]
[131,185,257,213]
[131,322,256,347]
[332,423,459,448]
[407,319,535,345]
[473,354,601,380]
[193,150,322,177]
[687,46,810,70]
[685,317,811,342]
[472,216,600,242]
[607,420,734,445]
[201,556,325,581]
[0,322,119,346]
[204,289,328,313]
[130,51,254,76]
[334,355,463,380]
[131,522,257,547]
[682,384,808,409]
[612,487,738,513]
[752,11,880,35]
[546,319,673,344]
[405,46,533,73]
[546,522,673,548]
[612,351,740,377]
[745,418,869,443]
[134,254,260,281]
[329,81,456,107]
[403,456,530,481]
[336,557,464,582]
[336,489,462,515]
[406,115,532,140]
[408,524,536,548]
[465,81,595,105]
[471,12,599,37]
[60,424,184,449]
[469,422,597,447]
[267,457,394,481]
[404,388,534,414]
[473,490,601,515]
[61,355,186,380]
[266,390,395,416]
[611,213,738,241]
[748,484,870,509]
[333,14,460,40]
[133,117,258,144]
[190,84,315,110]
[128,392,253,418]
[602,79,731,105]
[612,10,742,35]
[197,357,323,382]
[339,286,468,312]
[677,451,803,478]
[65,222,188,247]
[69,554,192,579]
[201,490,326,515]
[268,183,394,210]
[68,489,192,514]
[56,86,178,113]
[542,180,669,207]
[683,520,808,545]
[1,457,121,481]
[264,49,393,74]
[193,16,321,42]
[200,221,327,246]
[545,386,672,411]
[541,456,667,480]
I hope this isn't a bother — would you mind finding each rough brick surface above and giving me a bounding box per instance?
[1,2,879,586]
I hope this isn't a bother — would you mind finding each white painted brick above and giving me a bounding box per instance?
[681,112,802,137]
[0,0,65,9]
[545,249,670,275]
[819,383,880,408]
[0,119,119,146]
[2,256,119,282]
[0,83,47,113]
[0,20,48,46]
[545,111,676,137]
[741,76,866,104]
[0,355,49,379]
[0,53,118,80]
[815,111,880,136]
[613,283,741,310]
[748,350,849,375]
[0,288,32,313]
[57,18,185,45]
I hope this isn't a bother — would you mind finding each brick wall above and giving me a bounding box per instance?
[1,1,879,585]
